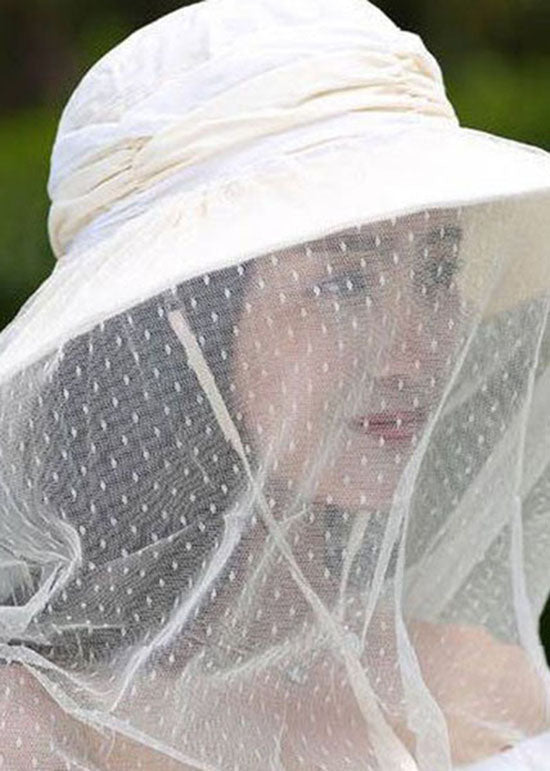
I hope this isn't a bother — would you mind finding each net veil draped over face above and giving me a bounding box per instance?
[2,0,550,769]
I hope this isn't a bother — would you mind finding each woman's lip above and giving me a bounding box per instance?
[347,411,427,440]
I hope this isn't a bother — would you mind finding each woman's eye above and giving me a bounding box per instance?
[426,258,462,289]
[308,271,370,298]
[426,225,462,246]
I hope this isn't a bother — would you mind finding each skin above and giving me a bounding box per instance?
[3,210,547,768]
[0,664,198,770]
[232,208,465,510]
[228,209,548,764]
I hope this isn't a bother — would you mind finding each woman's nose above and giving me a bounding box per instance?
[372,297,437,380]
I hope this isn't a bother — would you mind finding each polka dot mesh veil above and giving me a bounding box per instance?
[1,0,550,769]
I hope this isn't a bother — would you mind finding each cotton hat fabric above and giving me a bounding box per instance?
[2,1,550,770]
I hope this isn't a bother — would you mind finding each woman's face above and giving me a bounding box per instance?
[232,209,466,510]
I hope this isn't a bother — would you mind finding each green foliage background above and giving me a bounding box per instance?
[1,0,550,648]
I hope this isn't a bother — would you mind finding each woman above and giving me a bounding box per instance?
[1,0,550,768]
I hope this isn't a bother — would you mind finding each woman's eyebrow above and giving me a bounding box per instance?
[307,222,462,260]
[425,224,462,243]
[323,231,388,254]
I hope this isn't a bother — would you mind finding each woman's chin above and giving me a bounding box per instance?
[310,466,404,512]
[266,450,406,512]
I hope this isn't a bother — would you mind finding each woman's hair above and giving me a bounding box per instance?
[6,259,254,669]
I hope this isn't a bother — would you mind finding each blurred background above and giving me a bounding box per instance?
[1,0,550,650]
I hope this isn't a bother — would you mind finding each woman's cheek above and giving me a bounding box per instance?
[246,364,322,479]
[236,312,317,424]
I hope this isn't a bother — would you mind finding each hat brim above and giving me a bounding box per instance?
[1,120,550,383]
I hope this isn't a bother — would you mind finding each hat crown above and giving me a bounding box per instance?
[55,0,403,131]
[47,0,454,258]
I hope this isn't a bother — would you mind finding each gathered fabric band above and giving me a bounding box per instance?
[48,39,457,260]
